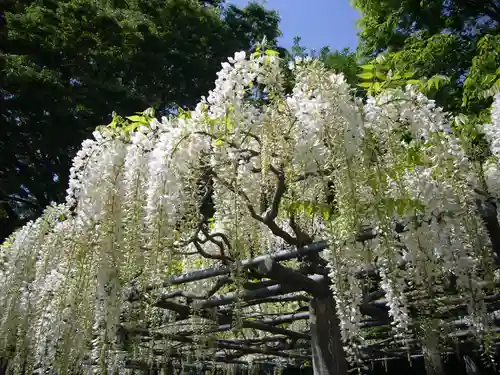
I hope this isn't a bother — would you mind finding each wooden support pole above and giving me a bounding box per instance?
[309,294,348,375]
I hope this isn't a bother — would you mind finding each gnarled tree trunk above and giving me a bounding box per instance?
[309,294,349,375]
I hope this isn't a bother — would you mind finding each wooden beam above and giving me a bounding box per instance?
[154,299,190,315]
[191,274,324,309]
[200,341,310,360]
[243,279,279,290]
[260,312,310,326]
[127,325,309,351]
[242,320,310,340]
[128,312,310,342]
[150,241,328,290]
[128,327,310,361]
[243,293,310,306]
[124,357,280,371]
[218,335,290,345]
[205,318,310,340]
[257,257,329,297]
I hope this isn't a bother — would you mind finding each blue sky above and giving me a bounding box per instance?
[227,0,360,52]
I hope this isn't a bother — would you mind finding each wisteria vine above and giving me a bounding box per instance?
[1,50,499,373]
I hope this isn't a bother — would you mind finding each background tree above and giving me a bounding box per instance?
[353,0,500,114]
[289,36,359,87]
[320,47,359,87]
[0,0,280,240]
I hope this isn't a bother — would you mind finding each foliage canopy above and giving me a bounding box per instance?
[354,0,500,114]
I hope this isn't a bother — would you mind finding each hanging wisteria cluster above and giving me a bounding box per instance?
[1,49,499,373]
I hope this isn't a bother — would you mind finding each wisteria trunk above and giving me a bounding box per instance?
[309,294,349,375]
[422,330,446,375]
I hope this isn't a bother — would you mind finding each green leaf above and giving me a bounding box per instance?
[322,208,330,221]
[357,72,373,79]
[358,82,372,88]
[252,45,262,57]
[126,115,148,124]
[454,113,469,126]
[225,112,233,131]
[384,82,398,89]
[407,79,421,85]
[264,49,279,56]
[124,123,139,133]
[426,78,436,90]
[482,74,497,85]
[396,199,406,217]
[375,72,387,80]
[215,139,224,146]
[374,55,387,64]
[388,80,406,87]
[360,64,374,71]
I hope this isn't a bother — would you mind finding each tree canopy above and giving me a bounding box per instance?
[1,49,500,374]
[0,0,280,240]
[354,0,500,114]
[288,36,360,87]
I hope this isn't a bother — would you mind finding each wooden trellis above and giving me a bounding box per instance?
[120,242,500,374]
